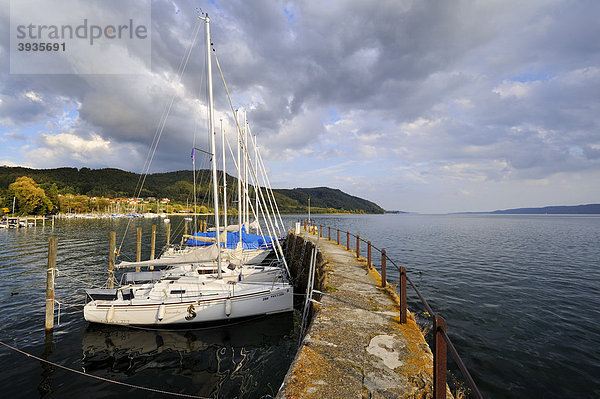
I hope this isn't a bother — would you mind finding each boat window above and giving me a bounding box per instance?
[121,289,134,300]
[170,290,186,294]
[85,288,117,301]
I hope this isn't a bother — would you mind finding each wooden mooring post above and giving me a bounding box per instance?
[136,227,142,261]
[45,238,58,331]
[328,226,331,241]
[356,234,360,258]
[166,221,171,245]
[150,224,156,260]
[136,227,142,272]
[381,249,387,288]
[367,241,372,269]
[108,231,115,289]
[346,231,350,251]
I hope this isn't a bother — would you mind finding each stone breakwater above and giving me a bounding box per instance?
[278,228,442,399]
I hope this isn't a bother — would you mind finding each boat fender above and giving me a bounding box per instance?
[107,304,115,322]
[158,303,166,321]
[225,298,232,317]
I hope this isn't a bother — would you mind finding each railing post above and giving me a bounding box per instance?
[381,249,387,288]
[347,231,350,251]
[337,229,340,245]
[367,241,372,269]
[108,231,115,289]
[328,226,331,241]
[400,266,407,323]
[433,316,447,399]
[356,234,360,258]
[45,237,58,331]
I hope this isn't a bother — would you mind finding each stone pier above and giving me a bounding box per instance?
[278,228,436,399]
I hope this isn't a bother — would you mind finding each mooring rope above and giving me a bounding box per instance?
[0,341,210,399]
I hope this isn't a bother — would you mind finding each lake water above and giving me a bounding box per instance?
[0,216,297,399]
[299,214,600,398]
[1,214,599,398]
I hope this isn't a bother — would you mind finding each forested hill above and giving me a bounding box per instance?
[275,187,385,214]
[0,166,385,214]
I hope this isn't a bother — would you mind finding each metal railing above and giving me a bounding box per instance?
[300,219,482,399]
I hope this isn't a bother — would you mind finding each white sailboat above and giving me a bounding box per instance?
[84,14,293,326]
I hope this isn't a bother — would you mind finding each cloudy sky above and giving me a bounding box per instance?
[1,0,599,213]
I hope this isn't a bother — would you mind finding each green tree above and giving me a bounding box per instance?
[8,176,53,215]
[46,183,60,213]
[72,195,90,213]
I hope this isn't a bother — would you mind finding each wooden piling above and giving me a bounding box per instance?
[108,231,115,289]
[367,241,372,269]
[346,232,350,251]
[150,224,156,260]
[45,238,58,331]
[381,249,387,288]
[166,222,171,245]
[136,227,142,272]
[328,226,331,241]
[136,227,142,262]
[356,234,360,258]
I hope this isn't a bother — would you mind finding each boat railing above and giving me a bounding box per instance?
[299,219,483,399]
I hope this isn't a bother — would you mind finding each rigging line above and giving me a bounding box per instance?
[0,341,210,399]
[118,19,203,253]
[213,50,289,274]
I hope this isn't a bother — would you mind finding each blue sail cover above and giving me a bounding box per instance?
[185,226,275,249]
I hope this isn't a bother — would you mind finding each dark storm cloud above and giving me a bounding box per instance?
[1,0,599,212]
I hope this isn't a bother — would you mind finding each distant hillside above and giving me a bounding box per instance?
[0,166,385,214]
[491,204,600,214]
[275,187,385,214]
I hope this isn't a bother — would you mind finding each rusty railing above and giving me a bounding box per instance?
[301,220,482,399]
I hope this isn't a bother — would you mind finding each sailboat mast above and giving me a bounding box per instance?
[203,14,222,278]
[237,110,242,247]
[221,119,228,245]
[243,110,249,227]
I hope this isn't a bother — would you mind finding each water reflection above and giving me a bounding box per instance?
[81,313,296,398]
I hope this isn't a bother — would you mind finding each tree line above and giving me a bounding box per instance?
[0,166,386,215]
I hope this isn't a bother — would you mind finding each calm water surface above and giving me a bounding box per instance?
[0,216,296,398]
[1,214,599,398]
[299,214,600,398]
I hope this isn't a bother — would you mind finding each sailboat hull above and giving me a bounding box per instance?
[84,284,293,326]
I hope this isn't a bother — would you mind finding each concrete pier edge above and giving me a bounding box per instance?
[278,228,448,399]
